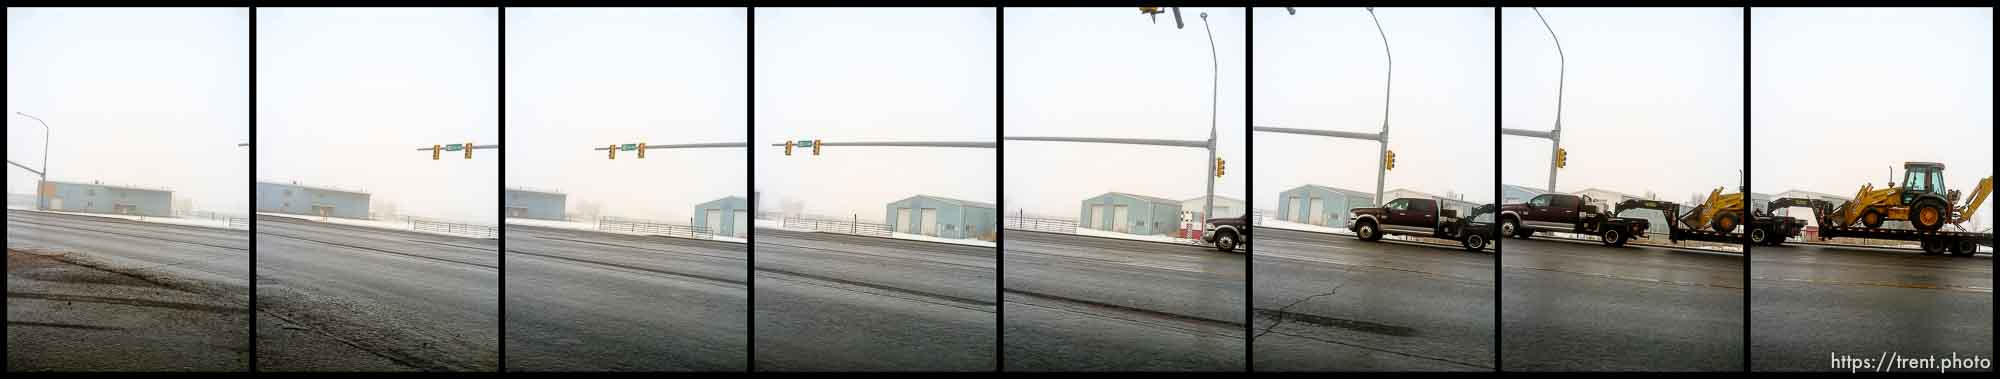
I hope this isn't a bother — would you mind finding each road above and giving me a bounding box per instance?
[1501,236,1745,371]
[6,209,248,371]
[1252,227,1494,371]
[504,224,746,371]
[1003,230,1244,371]
[1750,243,1991,372]
[753,228,995,371]
[254,215,497,371]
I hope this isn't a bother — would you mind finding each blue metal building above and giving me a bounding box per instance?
[256,181,371,219]
[886,195,997,240]
[695,196,749,238]
[38,180,173,217]
[505,188,567,221]
[1079,192,1183,236]
[1276,184,1375,228]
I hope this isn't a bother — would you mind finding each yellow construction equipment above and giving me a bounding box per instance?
[1829,162,1992,231]
[1679,187,1745,233]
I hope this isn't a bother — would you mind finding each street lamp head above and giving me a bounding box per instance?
[1200,12,1207,20]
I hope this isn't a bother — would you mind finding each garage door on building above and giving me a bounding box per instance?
[705,209,722,234]
[1309,198,1326,226]
[1291,197,1305,223]
[921,208,939,236]
[1112,205,1130,233]
[1090,204,1107,230]
[732,210,748,238]
[897,208,914,233]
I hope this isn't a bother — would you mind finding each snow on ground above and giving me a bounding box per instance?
[1257,218,1353,236]
[259,212,494,239]
[757,218,993,247]
[23,209,243,230]
[503,217,600,232]
[1071,227,1203,246]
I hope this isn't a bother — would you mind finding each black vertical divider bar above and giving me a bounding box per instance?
[745,5,758,373]
[1740,5,1752,372]
[993,4,1006,373]
[1241,5,1254,373]
[247,5,259,373]
[496,6,508,373]
[1491,4,1504,373]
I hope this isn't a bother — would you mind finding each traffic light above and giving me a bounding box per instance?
[812,139,822,156]
[1140,7,1163,24]
[636,143,646,159]
[608,144,617,160]
[784,141,794,156]
[464,142,473,159]
[432,144,441,160]
[1556,148,1568,168]
[1215,157,1225,177]
[1384,150,1397,171]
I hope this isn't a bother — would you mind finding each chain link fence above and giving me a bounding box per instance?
[783,216,892,238]
[599,216,714,240]
[409,217,498,238]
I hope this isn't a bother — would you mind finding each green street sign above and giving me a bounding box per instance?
[620,143,638,151]
[444,144,465,151]
[797,140,815,148]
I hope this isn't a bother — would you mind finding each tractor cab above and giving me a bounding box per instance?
[1901,162,1947,206]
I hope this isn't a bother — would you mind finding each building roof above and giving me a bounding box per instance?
[1501,184,1550,197]
[507,186,565,196]
[1286,184,1375,200]
[1181,195,1244,204]
[897,194,995,209]
[44,180,173,194]
[258,180,370,196]
[1095,191,1182,205]
[1572,187,1642,200]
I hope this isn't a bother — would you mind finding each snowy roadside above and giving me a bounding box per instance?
[756,218,993,247]
[17,209,242,230]
[259,212,494,239]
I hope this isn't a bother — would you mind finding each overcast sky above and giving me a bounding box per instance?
[8,8,248,215]
[508,8,746,224]
[1500,7,1744,200]
[257,8,498,224]
[1752,7,1992,228]
[755,8,996,223]
[1253,7,1495,209]
[1004,7,1247,219]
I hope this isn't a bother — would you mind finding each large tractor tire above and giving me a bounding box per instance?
[1714,213,1738,233]
[1910,199,1948,232]
[1861,209,1886,229]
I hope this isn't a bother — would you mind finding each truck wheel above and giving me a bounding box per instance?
[1910,199,1947,232]
[1749,227,1769,246]
[1214,231,1238,252]
[1500,219,1521,239]
[1861,209,1885,229]
[1356,221,1383,242]
[1950,240,1976,257]
[1601,229,1627,247]
[1462,233,1486,252]
[1920,239,1946,255]
[1714,213,1738,233]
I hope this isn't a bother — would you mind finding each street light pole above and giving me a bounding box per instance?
[1200,11,1217,228]
[1536,8,1564,193]
[15,112,50,210]
[1368,7,1392,207]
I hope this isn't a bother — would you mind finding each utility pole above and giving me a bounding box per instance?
[1251,8,1393,206]
[12,112,51,210]
[1501,8,1566,193]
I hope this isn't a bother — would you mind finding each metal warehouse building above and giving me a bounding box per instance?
[505,188,567,221]
[887,195,996,240]
[256,181,371,219]
[695,196,749,238]
[1181,195,1245,221]
[1080,192,1183,236]
[1277,184,1375,228]
[37,180,173,217]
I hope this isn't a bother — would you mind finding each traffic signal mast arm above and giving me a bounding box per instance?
[769,140,999,149]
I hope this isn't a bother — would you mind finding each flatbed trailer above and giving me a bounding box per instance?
[1614,199,1803,246]
[1769,197,1993,256]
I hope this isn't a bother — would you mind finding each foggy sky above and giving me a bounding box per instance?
[1500,7,1744,200]
[1003,7,1247,219]
[755,8,997,223]
[1751,8,1993,228]
[8,8,249,215]
[256,8,499,224]
[507,8,747,223]
[1253,7,1496,209]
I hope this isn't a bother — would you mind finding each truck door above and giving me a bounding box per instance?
[1407,199,1437,228]
[1384,199,1410,226]
[1552,195,1580,224]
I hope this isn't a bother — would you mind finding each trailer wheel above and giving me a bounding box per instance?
[1861,209,1885,229]
[1601,229,1627,247]
[1950,239,1977,257]
[1714,213,1738,233]
[1462,233,1486,252]
[1355,221,1383,242]
[1920,239,1947,255]
[1749,227,1769,246]
[1910,199,1947,232]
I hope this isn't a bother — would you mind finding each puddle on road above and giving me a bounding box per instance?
[1254,308,1417,337]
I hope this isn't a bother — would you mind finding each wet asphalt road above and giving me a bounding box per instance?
[1751,243,1991,372]
[504,224,747,371]
[752,228,996,371]
[1003,230,1244,371]
[1501,236,1745,371]
[1252,227,1494,371]
[254,215,498,371]
[6,210,249,371]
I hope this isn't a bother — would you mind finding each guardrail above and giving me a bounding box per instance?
[599,216,714,240]
[783,216,892,238]
[410,218,498,238]
[1004,216,1079,234]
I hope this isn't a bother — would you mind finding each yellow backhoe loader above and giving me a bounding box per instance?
[1829,162,1991,232]
[1679,187,1745,233]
